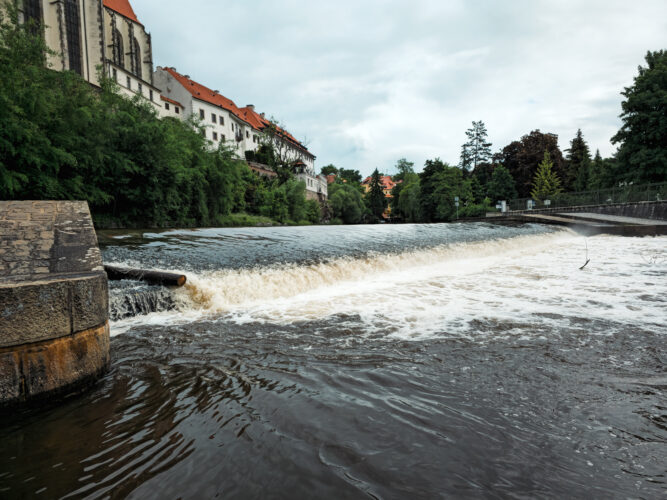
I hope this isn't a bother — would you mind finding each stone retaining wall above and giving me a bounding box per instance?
[0,201,109,406]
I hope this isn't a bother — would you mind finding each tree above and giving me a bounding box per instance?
[496,130,565,197]
[367,168,386,218]
[459,121,492,172]
[564,129,591,191]
[611,50,667,184]
[320,164,338,176]
[328,183,366,224]
[393,158,415,182]
[396,176,421,222]
[530,151,563,201]
[419,159,467,222]
[338,168,362,185]
[486,165,517,202]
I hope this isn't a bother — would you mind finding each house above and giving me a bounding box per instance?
[362,175,399,218]
[154,67,327,200]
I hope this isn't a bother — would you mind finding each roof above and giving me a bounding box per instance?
[363,175,397,189]
[162,67,311,154]
[162,67,247,123]
[103,0,141,24]
[239,105,311,155]
[160,95,182,107]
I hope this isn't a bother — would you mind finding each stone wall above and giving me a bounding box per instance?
[0,201,109,406]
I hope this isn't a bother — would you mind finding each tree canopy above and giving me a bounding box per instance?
[530,151,563,201]
[611,50,667,184]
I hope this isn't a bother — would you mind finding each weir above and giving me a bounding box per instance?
[0,201,109,406]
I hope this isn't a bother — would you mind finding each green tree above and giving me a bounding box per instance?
[460,120,492,172]
[419,159,467,222]
[565,129,592,191]
[486,165,517,202]
[397,176,421,222]
[367,168,386,218]
[393,158,415,182]
[328,183,366,224]
[338,168,362,185]
[611,50,667,184]
[496,130,565,197]
[530,151,563,201]
[320,164,338,176]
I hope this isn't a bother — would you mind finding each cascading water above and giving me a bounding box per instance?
[108,282,176,321]
[2,223,665,499]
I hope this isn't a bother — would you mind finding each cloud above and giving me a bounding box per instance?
[138,0,667,175]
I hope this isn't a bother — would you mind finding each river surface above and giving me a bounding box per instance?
[1,223,665,499]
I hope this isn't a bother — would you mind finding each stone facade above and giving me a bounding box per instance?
[0,201,109,406]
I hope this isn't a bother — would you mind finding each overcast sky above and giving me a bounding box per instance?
[136,0,666,176]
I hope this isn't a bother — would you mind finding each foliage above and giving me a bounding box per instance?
[496,130,565,198]
[460,121,492,172]
[328,183,366,224]
[366,168,386,218]
[395,175,421,222]
[530,151,563,201]
[419,159,469,222]
[320,164,338,176]
[611,50,667,184]
[393,158,415,182]
[564,129,592,191]
[0,12,322,227]
[486,165,517,202]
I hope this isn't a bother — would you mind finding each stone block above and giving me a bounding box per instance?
[0,280,71,348]
[70,274,109,334]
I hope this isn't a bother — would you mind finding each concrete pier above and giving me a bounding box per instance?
[0,201,109,406]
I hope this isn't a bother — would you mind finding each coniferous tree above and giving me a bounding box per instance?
[564,129,592,192]
[367,168,387,218]
[611,50,667,184]
[530,151,563,201]
[459,121,492,172]
[587,149,605,190]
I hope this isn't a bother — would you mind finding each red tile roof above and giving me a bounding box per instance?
[163,67,311,154]
[103,0,140,24]
[239,105,310,154]
[160,95,182,108]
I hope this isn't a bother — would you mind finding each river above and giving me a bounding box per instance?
[1,223,665,498]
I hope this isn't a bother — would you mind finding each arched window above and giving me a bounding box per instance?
[133,37,142,79]
[113,28,124,68]
[64,0,81,75]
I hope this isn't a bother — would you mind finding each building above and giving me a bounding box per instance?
[154,67,327,200]
[15,0,165,116]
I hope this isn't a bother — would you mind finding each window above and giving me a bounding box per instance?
[221,134,225,141]
[113,28,124,68]
[126,76,131,89]
[137,82,142,95]
[149,89,153,101]
[211,113,217,124]
[213,132,218,141]
[246,131,249,138]
[220,116,224,126]
[175,107,180,114]
[64,0,81,75]
[165,102,170,110]
[199,109,205,120]
[231,123,234,132]
[112,68,117,82]
[23,0,41,32]
[133,37,142,79]
[202,130,206,138]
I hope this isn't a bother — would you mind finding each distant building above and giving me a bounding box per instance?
[154,67,326,200]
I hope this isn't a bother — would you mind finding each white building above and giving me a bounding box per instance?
[154,67,327,200]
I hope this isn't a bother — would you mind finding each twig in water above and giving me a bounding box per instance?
[579,239,590,270]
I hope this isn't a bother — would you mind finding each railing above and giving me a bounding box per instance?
[507,182,666,212]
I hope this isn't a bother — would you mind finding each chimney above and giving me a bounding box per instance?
[246,104,255,111]
[260,112,265,118]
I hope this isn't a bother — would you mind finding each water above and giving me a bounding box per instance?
[1,223,665,498]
